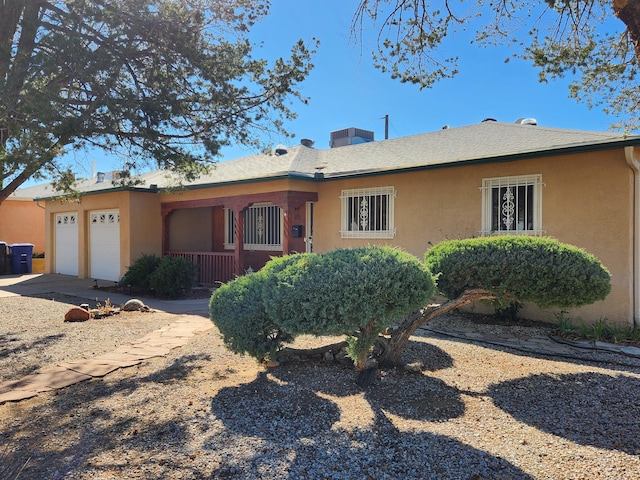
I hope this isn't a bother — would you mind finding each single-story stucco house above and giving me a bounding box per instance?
[33,120,640,326]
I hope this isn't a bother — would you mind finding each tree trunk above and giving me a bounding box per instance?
[280,340,349,361]
[613,0,640,61]
[375,288,498,368]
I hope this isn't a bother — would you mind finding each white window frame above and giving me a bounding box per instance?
[340,186,396,239]
[481,174,544,236]
[224,203,283,251]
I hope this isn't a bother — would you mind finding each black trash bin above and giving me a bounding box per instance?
[9,243,34,274]
[0,242,7,274]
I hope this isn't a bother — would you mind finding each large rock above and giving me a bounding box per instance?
[64,307,91,322]
[122,299,148,312]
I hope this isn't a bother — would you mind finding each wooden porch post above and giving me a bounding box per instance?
[232,206,245,277]
[282,207,291,254]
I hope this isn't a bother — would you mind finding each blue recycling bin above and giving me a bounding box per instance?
[9,243,34,274]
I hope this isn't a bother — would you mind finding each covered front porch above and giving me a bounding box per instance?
[161,190,318,286]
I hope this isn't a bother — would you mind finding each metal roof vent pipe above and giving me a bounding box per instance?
[515,118,538,126]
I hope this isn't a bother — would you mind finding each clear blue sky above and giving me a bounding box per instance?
[43,1,625,184]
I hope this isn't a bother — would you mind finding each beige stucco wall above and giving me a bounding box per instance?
[0,199,45,253]
[312,150,634,325]
[45,190,161,279]
[169,207,213,251]
[127,191,163,267]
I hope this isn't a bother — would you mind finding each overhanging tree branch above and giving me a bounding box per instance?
[0,0,316,203]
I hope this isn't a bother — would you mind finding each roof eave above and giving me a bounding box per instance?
[34,185,157,201]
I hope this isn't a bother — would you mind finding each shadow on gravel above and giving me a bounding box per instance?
[144,354,212,384]
[487,372,640,454]
[207,390,531,480]
[0,352,212,478]
[211,371,341,440]
[396,337,455,371]
[204,428,535,479]
[205,364,502,479]
[0,332,64,360]
[0,332,65,380]
[422,327,640,374]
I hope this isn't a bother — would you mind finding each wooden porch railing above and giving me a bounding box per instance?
[168,251,235,286]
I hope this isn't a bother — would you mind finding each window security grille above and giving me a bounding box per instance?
[225,204,283,251]
[481,175,543,236]
[340,186,396,239]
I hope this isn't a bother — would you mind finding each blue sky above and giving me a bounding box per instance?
[44,1,625,184]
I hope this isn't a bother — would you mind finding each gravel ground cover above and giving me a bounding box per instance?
[0,294,180,384]
[1,293,640,479]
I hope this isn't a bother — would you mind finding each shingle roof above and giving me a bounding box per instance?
[25,121,640,199]
[311,121,640,178]
[7,182,57,201]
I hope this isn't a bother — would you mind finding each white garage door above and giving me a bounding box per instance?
[55,212,79,276]
[89,210,121,281]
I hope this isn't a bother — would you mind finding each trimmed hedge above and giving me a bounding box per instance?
[424,236,611,308]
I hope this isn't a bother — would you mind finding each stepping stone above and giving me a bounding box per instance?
[91,353,144,367]
[0,390,40,404]
[0,375,53,395]
[33,366,93,389]
[58,361,121,378]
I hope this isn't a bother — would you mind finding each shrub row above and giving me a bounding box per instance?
[120,254,196,299]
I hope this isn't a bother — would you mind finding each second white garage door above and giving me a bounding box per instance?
[55,212,79,276]
[89,210,120,281]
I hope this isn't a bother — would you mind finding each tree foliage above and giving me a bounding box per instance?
[424,235,611,308]
[210,271,293,362]
[0,0,316,203]
[352,0,640,129]
[211,238,611,372]
[210,246,436,370]
[376,235,611,367]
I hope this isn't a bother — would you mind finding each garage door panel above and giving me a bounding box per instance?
[55,213,78,276]
[90,210,120,281]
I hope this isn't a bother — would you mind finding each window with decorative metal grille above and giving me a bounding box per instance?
[224,203,283,250]
[481,174,544,235]
[340,186,396,239]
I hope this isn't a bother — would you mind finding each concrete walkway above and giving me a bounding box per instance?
[1,274,640,405]
[0,274,213,405]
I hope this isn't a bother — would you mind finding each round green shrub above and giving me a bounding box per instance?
[120,253,161,290]
[424,236,611,308]
[148,255,196,299]
[262,246,437,337]
[210,272,292,361]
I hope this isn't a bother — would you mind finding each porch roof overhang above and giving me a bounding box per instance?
[161,190,318,216]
